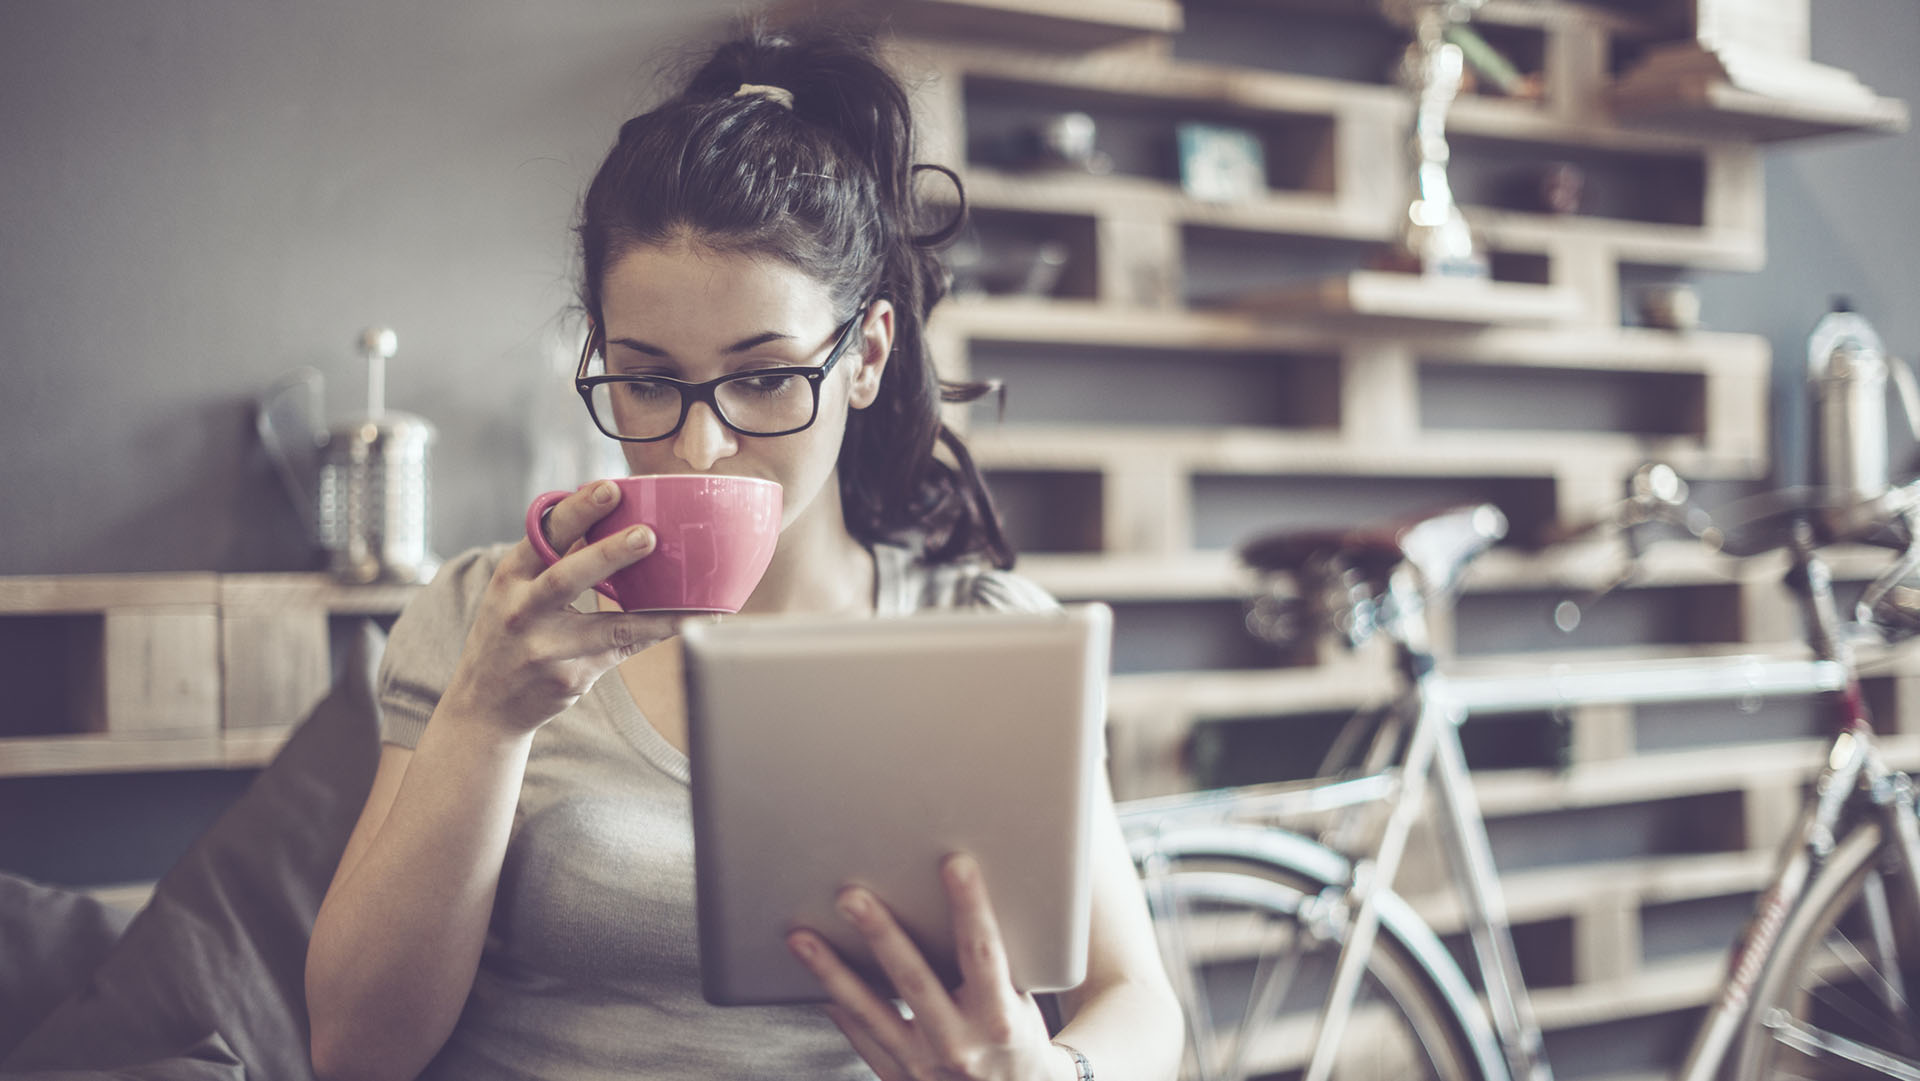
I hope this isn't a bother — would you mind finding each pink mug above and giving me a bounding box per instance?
[524,474,783,613]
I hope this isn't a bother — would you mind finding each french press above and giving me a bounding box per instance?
[258,328,441,585]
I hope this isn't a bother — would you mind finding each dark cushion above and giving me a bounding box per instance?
[0,1034,244,1080]
[0,874,135,1054]
[1,622,385,1078]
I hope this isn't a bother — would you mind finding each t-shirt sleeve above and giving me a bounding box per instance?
[376,545,510,748]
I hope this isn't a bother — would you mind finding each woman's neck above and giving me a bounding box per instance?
[736,475,874,617]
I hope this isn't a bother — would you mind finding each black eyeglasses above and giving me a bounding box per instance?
[575,303,868,443]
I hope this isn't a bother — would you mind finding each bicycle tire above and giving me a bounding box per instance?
[1735,819,1920,1079]
[1134,826,1508,1081]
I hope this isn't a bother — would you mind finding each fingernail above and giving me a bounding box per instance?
[593,482,616,504]
[949,854,977,884]
[789,933,816,961]
[627,526,653,550]
[838,891,870,922]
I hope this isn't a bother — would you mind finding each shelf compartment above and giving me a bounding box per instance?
[1231,270,1583,325]
[945,206,1100,301]
[0,603,220,740]
[1189,471,1562,550]
[1419,362,1704,436]
[968,339,1341,430]
[961,169,1381,242]
[962,73,1340,195]
[979,469,1104,554]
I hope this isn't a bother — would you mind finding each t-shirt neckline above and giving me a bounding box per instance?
[596,543,912,785]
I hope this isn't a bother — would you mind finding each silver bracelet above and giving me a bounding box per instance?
[1052,1042,1094,1081]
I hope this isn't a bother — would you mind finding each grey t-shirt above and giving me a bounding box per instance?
[376,542,1058,1081]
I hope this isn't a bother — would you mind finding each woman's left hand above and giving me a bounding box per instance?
[788,854,1070,1081]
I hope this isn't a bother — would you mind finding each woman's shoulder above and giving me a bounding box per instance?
[398,544,514,624]
[882,543,1059,614]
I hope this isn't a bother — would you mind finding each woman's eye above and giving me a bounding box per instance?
[735,374,802,397]
[620,380,678,402]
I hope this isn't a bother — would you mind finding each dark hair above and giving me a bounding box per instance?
[576,22,1014,569]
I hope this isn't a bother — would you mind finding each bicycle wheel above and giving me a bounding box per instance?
[1736,819,1920,1079]
[1137,828,1505,1081]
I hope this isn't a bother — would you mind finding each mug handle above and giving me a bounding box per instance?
[524,490,621,604]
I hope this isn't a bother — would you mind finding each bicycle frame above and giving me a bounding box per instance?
[1674,529,1920,1081]
[1130,518,1920,1081]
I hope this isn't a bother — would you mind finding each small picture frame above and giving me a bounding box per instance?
[1176,122,1267,203]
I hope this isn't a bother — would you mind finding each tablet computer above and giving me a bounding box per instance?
[681,602,1112,1007]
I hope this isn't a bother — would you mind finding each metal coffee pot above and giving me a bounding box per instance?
[1806,299,1920,540]
[258,328,441,585]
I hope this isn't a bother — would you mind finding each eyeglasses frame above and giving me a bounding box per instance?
[574,301,870,443]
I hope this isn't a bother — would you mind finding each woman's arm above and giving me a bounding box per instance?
[1049,772,1185,1081]
[305,729,533,1081]
[305,483,681,1081]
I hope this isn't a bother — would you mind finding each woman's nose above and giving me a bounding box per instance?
[672,400,739,471]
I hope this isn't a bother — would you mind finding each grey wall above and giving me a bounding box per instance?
[1,0,732,574]
[3,5,1918,576]
[1687,0,1920,487]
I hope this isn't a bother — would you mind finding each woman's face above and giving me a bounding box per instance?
[595,238,892,533]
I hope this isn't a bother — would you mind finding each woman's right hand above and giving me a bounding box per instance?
[441,480,682,737]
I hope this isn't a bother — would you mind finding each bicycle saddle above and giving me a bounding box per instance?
[1239,504,1509,596]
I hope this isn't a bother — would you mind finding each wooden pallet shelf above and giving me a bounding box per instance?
[0,573,414,779]
[863,1,1911,1068]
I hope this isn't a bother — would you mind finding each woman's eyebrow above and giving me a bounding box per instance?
[607,331,797,357]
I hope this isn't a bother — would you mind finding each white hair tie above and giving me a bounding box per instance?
[734,83,795,110]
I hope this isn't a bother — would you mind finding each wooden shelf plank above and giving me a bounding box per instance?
[940,42,1728,155]
[219,572,419,615]
[1232,271,1583,326]
[0,728,291,779]
[1109,656,1396,724]
[1406,850,1774,934]
[968,424,1761,480]
[1020,538,1902,607]
[1470,735,1920,818]
[936,297,1770,368]
[1464,203,1764,271]
[1018,550,1249,601]
[792,0,1181,48]
[1526,954,1725,1030]
[1614,81,1910,142]
[0,574,220,614]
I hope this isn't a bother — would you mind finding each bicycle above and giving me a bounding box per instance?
[1115,469,1920,1081]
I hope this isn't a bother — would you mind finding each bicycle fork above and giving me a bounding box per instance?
[1300,678,1552,1081]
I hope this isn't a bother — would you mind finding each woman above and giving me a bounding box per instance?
[304,22,1182,1081]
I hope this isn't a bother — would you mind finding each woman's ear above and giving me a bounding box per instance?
[848,299,894,411]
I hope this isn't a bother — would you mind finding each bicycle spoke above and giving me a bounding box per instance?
[1859,868,1911,1016]
[1764,1011,1920,1081]
[1225,911,1311,1081]
[1799,924,1914,1050]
